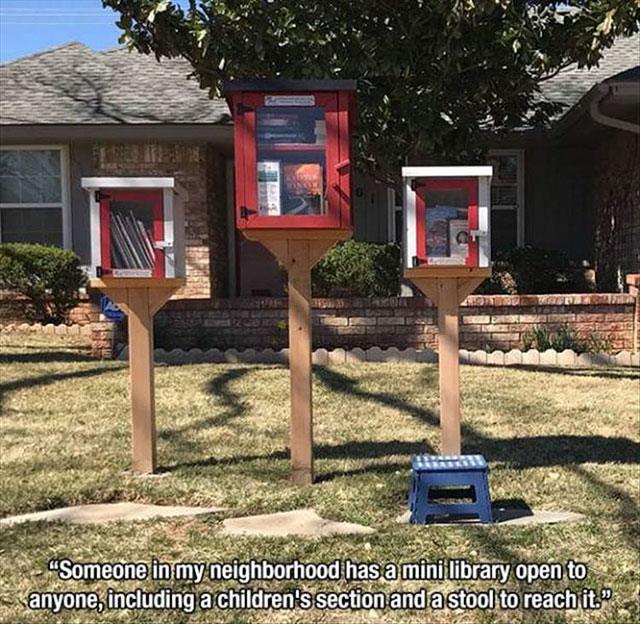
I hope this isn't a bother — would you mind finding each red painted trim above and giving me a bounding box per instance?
[337,90,352,228]
[100,190,164,277]
[235,91,343,229]
[415,178,479,267]
[99,195,111,273]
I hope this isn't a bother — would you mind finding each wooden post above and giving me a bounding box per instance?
[244,230,350,484]
[438,279,461,455]
[90,278,184,474]
[287,241,314,485]
[406,268,489,456]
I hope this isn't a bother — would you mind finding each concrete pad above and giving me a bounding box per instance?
[395,507,585,526]
[0,502,226,527]
[223,508,375,537]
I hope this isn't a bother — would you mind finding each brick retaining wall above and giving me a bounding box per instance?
[150,293,635,354]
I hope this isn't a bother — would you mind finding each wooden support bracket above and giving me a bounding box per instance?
[244,230,350,484]
[90,278,184,474]
[405,271,488,455]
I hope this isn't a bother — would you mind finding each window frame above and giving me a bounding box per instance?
[0,145,71,248]
[487,148,525,248]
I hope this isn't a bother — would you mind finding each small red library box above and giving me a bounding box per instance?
[82,177,186,279]
[224,80,356,230]
[402,167,493,270]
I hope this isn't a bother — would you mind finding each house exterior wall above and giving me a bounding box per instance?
[93,143,228,298]
[524,144,593,261]
[591,130,640,291]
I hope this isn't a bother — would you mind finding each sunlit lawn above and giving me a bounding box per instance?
[0,333,638,623]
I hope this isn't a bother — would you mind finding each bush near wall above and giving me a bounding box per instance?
[0,243,87,324]
[478,246,594,294]
[312,240,401,297]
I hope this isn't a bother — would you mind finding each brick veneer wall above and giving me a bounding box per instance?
[592,131,640,292]
[151,293,635,353]
[93,143,228,298]
[0,293,99,325]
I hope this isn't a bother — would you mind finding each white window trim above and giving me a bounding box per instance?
[0,145,72,249]
[488,148,525,247]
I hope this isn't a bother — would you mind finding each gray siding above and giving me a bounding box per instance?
[525,145,594,261]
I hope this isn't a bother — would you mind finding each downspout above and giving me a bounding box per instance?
[589,82,640,134]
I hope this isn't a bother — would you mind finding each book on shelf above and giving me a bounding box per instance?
[110,207,156,269]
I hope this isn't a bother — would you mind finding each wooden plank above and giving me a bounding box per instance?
[438,279,461,455]
[244,228,351,241]
[90,277,185,290]
[409,278,439,306]
[127,288,156,474]
[457,277,486,304]
[404,267,491,279]
[287,239,314,485]
[148,286,181,316]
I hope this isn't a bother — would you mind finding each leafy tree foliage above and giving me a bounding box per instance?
[104,0,639,181]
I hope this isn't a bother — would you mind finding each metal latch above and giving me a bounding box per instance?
[95,191,110,202]
[410,180,425,191]
[469,229,488,241]
[153,241,174,250]
[240,206,257,219]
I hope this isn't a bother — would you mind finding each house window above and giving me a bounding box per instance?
[387,187,403,245]
[0,147,70,247]
[487,149,525,253]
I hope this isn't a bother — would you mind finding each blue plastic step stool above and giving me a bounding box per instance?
[409,454,493,524]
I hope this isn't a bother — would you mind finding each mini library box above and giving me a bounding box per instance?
[224,79,356,230]
[402,166,493,270]
[81,177,186,279]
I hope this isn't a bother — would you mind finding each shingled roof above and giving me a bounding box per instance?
[539,33,639,112]
[1,35,637,127]
[0,42,229,125]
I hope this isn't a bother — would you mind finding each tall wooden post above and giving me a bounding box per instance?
[245,230,350,484]
[438,279,461,455]
[406,268,489,455]
[90,278,184,474]
[287,241,314,484]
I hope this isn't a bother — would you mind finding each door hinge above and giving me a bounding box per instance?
[236,103,253,115]
[240,206,257,219]
[410,180,425,192]
[95,191,111,202]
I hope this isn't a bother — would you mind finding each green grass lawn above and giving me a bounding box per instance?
[0,333,638,623]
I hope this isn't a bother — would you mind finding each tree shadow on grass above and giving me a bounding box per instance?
[314,365,439,427]
[159,368,254,456]
[0,351,96,364]
[0,367,121,413]
[498,365,639,381]
[464,434,639,468]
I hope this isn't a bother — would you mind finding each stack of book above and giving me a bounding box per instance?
[110,207,155,270]
[257,112,324,145]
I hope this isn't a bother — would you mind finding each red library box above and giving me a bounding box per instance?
[224,80,356,230]
[82,177,186,279]
[402,167,493,271]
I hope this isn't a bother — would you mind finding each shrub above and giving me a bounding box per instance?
[0,243,87,323]
[312,240,401,297]
[522,325,612,354]
[479,246,594,294]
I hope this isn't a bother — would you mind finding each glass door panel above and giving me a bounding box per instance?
[424,188,470,264]
[256,106,327,217]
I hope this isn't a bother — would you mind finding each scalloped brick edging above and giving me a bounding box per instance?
[0,322,91,336]
[115,346,639,368]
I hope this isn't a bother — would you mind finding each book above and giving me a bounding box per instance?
[257,161,281,215]
[282,163,324,215]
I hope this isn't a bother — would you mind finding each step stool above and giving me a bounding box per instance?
[409,454,493,524]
